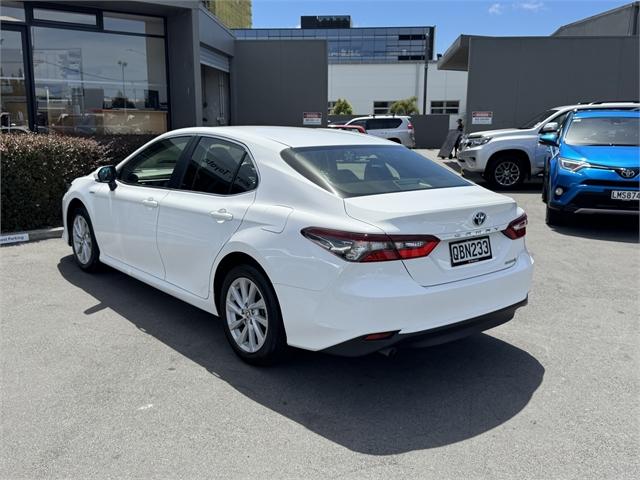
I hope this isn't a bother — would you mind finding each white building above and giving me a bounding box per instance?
[328,60,467,129]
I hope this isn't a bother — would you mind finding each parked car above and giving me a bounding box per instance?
[63,127,532,364]
[540,109,639,225]
[327,124,366,134]
[345,115,415,147]
[457,102,639,189]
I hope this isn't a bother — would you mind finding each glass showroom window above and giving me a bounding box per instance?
[31,26,168,135]
[0,29,30,131]
[431,101,460,115]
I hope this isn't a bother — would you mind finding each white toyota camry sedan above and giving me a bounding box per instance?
[63,127,533,364]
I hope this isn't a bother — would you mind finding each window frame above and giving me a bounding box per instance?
[172,134,260,198]
[3,2,170,134]
[116,135,195,189]
[430,100,460,115]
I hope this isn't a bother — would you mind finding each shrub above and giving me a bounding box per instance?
[1,133,111,233]
[96,134,156,163]
[331,98,354,115]
[0,133,155,233]
[390,96,419,115]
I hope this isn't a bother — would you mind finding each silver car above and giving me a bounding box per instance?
[346,115,415,148]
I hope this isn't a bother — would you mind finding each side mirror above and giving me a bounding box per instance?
[539,132,559,147]
[95,165,117,191]
[541,122,559,133]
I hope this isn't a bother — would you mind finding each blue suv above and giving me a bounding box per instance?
[540,109,639,225]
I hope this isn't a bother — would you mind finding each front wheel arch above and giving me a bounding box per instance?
[66,198,87,246]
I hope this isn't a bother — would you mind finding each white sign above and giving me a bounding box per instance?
[0,233,29,245]
[303,112,322,126]
[472,111,493,125]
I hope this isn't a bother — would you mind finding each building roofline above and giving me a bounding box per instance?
[232,25,435,31]
[551,1,639,35]
[438,33,637,71]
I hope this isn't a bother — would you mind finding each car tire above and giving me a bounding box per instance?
[545,205,565,226]
[70,206,101,272]
[486,155,526,190]
[220,264,288,365]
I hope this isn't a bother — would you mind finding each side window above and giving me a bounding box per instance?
[350,119,367,128]
[384,118,402,129]
[119,136,190,187]
[180,137,257,195]
[366,119,385,130]
[552,112,569,129]
[230,158,258,194]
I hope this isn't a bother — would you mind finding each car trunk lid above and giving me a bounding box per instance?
[343,186,519,286]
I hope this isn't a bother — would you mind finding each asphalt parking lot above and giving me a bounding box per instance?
[1,151,638,479]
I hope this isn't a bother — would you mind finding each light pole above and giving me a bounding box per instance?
[117,60,128,109]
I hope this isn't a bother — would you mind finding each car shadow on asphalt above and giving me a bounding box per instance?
[58,255,544,456]
[548,213,639,243]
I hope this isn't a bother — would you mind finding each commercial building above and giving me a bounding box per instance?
[234,16,468,128]
[0,0,326,135]
[439,1,640,133]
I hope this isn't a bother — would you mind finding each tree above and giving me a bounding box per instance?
[331,98,353,115]
[389,96,419,115]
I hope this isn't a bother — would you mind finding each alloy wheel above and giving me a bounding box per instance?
[72,215,93,265]
[494,161,521,187]
[225,277,269,353]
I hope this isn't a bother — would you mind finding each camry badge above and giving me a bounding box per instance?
[473,212,487,226]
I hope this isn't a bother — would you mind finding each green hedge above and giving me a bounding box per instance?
[0,133,152,233]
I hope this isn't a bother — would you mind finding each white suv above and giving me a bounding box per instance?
[345,115,415,148]
[457,102,639,188]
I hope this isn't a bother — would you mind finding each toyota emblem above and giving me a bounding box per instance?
[618,168,638,179]
[473,212,487,226]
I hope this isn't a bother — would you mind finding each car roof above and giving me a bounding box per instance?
[555,102,639,111]
[573,109,640,119]
[350,115,409,120]
[160,126,391,148]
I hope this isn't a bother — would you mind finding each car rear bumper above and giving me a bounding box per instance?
[324,298,527,356]
[274,251,533,353]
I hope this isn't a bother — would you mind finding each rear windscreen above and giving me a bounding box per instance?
[280,145,470,198]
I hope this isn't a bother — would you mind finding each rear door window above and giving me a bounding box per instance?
[179,137,258,195]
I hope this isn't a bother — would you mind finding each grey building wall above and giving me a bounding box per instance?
[553,2,639,36]
[166,8,203,129]
[231,40,328,126]
[465,36,640,132]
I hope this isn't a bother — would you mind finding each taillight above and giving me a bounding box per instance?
[502,213,527,240]
[407,121,414,131]
[301,227,439,262]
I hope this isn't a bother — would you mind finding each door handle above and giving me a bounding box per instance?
[142,198,158,208]
[209,209,233,222]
